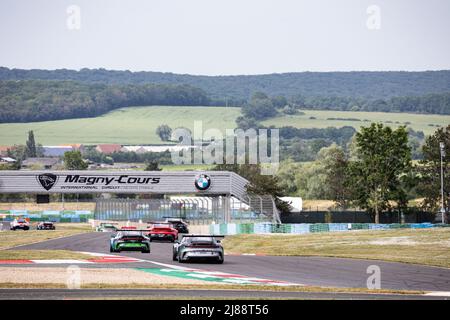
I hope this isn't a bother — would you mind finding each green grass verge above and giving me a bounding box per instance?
[0,225,92,250]
[0,106,447,145]
[0,250,92,260]
[0,282,424,295]
[223,228,450,268]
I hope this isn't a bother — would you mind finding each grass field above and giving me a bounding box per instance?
[0,106,241,145]
[262,110,450,135]
[0,106,447,145]
[223,228,450,268]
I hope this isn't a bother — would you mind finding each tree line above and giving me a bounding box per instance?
[277,124,450,222]
[1,78,449,124]
[1,67,449,102]
[291,93,450,115]
[1,68,450,118]
[0,80,210,123]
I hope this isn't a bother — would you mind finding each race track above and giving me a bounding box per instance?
[10,232,450,292]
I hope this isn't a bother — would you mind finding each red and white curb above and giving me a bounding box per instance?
[0,252,142,265]
[146,260,301,286]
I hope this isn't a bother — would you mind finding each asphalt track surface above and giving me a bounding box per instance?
[7,231,450,293]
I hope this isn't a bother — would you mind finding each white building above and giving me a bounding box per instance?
[121,145,198,154]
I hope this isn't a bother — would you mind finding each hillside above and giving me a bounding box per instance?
[1,67,449,100]
[1,70,450,124]
[262,110,449,134]
[0,80,210,123]
[0,106,240,145]
[0,106,448,146]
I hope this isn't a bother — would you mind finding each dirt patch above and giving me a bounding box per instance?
[368,236,418,246]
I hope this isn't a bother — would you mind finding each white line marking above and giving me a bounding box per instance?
[424,291,450,297]
[136,258,301,286]
[31,259,93,264]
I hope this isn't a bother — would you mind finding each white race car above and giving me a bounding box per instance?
[10,218,30,231]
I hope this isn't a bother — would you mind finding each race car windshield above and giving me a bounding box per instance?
[153,224,171,228]
[120,231,142,236]
[188,237,215,243]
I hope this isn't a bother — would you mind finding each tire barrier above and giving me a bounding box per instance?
[210,222,449,235]
[0,210,93,223]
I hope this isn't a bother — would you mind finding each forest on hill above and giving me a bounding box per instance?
[1,67,449,100]
[0,80,210,123]
[0,67,449,123]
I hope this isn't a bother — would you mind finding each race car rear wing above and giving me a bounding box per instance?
[147,221,172,225]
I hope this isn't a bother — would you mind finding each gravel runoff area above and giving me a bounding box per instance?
[0,267,208,286]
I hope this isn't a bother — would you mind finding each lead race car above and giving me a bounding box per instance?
[10,218,30,231]
[163,217,189,234]
[173,235,225,264]
[110,230,151,253]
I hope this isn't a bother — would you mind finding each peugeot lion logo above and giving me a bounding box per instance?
[37,173,58,191]
[194,174,211,191]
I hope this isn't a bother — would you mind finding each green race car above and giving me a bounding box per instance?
[110,230,151,253]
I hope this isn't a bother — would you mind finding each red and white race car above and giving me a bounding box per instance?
[10,218,30,231]
[147,222,178,242]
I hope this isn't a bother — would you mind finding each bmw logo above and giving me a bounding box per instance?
[194,174,211,191]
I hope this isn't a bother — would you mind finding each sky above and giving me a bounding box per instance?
[0,0,449,75]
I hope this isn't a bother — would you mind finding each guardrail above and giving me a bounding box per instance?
[0,209,93,223]
[210,222,450,235]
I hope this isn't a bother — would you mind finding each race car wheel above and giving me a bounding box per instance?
[141,248,150,253]
[178,254,185,263]
[109,246,114,253]
[216,258,224,264]
[172,251,177,261]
